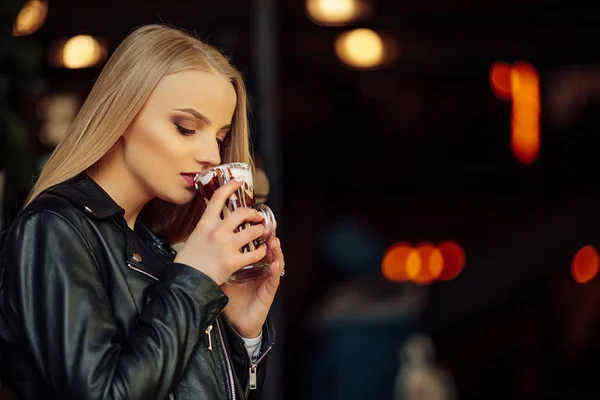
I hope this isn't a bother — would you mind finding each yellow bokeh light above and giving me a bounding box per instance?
[12,0,48,37]
[61,35,106,69]
[306,0,357,25]
[334,28,385,70]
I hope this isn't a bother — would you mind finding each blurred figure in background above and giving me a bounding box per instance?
[394,334,457,400]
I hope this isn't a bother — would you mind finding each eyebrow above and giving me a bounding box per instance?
[174,108,232,131]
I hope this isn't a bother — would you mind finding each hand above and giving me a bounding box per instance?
[221,231,285,338]
[174,177,268,285]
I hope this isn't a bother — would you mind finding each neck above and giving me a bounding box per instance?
[88,144,153,230]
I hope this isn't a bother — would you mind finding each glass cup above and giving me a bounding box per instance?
[194,162,276,284]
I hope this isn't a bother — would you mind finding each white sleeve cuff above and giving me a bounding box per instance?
[242,332,263,358]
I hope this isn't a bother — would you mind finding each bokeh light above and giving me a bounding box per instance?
[407,242,438,285]
[490,61,541,165]
[334,29,398,70]
[48,35,108,69]
[571,245,600,284]
[383,240,465,284]
[382,242,412,282]
[437,241,465,281]
[12,0,48,37]
[510,62,540,165]
[63,35,107,69]
[490,62,512,101]
[305,0,370,26]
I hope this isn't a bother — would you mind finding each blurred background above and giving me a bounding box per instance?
[3,0,600,399]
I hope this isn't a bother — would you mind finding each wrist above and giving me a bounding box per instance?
[172,256,225,286]
[229,322,262,339]
[238,327,262,339]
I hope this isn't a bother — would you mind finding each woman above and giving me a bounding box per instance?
[0,24,284,399]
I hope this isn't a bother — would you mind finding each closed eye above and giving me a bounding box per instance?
[175,123,195,136]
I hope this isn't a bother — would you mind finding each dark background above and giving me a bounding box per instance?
[3,0,600,399]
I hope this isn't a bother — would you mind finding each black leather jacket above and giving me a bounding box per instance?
[0,174,275,399]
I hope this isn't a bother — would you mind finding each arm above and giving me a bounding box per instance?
[1,211,228,399]
[220,231,284,399]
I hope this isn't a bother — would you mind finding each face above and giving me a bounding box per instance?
[122,69,237,205]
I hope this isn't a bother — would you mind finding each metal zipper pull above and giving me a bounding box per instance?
[249,365,257,390]
[205,325,213,350]
[242,336,274,395]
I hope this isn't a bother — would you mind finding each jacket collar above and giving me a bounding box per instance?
[41,174,175,280]
[45,173,125,219]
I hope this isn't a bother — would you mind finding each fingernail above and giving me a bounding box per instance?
[234,176,244,182]
[276,238,281,247]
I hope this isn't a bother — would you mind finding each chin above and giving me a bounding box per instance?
[161,189,197,205]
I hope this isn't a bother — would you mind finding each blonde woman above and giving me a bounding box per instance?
[0,24,284,400]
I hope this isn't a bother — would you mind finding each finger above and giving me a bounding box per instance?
[236,244,268,266]
[203,177,244,220]
[222,207,264,232]
[231,225,265,249]
[264,260,283,297]
[265,238,284,288]
[261,237,276,263]
[269,237,284,266]
[265,233,278,247]
[262,235,279,263]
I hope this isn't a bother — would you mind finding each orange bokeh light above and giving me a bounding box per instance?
[510,62,540,165]
[429,247,444,279]
[438,241,465,280]
[490,61,541,165]
[490,62,512,101]
[405,248,422,281]
[407,242,438,285]
[571,245,600,284]
[382,242,412,282]
[383,241,465,284]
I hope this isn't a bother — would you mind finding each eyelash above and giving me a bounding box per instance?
[175,123,195,136]
[175,123,228,147]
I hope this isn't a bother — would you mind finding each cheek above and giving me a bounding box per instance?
[125,121,182,174]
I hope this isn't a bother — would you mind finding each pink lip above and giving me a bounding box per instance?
[181,173,199,189]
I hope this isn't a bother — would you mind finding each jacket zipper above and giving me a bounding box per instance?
[127,262,159,281]
[215,318,237,400]
[205,324,213,350]
[244,341,274,397]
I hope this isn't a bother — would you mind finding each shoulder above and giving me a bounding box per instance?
[3,192,95,254]
[16,192,91,231]
[24,190,81,214]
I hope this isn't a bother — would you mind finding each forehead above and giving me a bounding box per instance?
[148,69,237,122]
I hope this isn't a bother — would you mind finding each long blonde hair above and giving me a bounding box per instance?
[25,24,253,243]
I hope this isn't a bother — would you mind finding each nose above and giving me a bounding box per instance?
[194,132,222,170]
